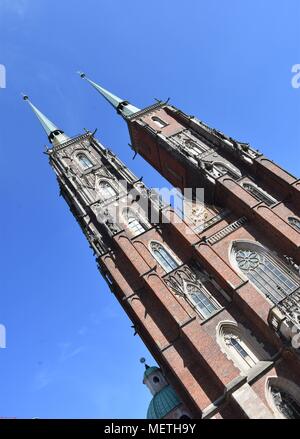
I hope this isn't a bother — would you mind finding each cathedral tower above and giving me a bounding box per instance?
[77,74,300,419]
[23,94,199,418]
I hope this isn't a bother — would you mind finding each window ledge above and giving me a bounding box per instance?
[246,360,275,384]
[199,307,225,325]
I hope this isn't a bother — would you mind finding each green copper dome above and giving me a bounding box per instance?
[144,366,160,379]
[147,385,181,419]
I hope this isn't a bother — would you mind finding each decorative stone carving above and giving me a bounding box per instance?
[105,217,121,236]
[193,209,230,233]
[85,229,108,255]
[226,137,258,161]
[52,133,91,152]
[212,162,241,180]
[57,143,89,158]
[283,255,300,275]
[207,217,247,245]
[277,289,300,331]
[164,264,208,298]
[169,129,210,158]
[271,386,300,419]
[183,201,208,227]
[235,249,260,271]
[288,217,300,232]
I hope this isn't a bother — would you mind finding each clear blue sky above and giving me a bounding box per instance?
[0,0,299,419]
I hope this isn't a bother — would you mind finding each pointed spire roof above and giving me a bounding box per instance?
[22,94,61,136]
[78,72,140,117]
[22,94,69,146]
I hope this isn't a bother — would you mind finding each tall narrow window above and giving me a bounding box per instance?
[232,242,300,303]
[99,181,117,200]
[218,322,259,373]
[186,283,220,319]
[152,116,167,128]
[288,216,300,232]
[150,242,179,273]
[123,209,146,236]
[77,153,93,170]
[227,337,257,367]
[242,182,276,206]
[128,216,145,235]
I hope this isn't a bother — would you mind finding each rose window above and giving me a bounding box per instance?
[235,250,260,271]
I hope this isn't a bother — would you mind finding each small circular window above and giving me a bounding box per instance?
[153,376,160,384]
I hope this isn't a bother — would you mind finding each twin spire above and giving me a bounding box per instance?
[78,72,140,117]
[22,94,69,146]
[23,73,140,146]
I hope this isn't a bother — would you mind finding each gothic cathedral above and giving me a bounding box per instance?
[23,72,300,419]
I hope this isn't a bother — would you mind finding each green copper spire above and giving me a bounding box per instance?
[22,94,69,146]
[78,72,140,118]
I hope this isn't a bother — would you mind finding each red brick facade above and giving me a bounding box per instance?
[107,102,300,419]
[43,96,300,419]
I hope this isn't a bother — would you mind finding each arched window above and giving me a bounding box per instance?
[218,322,259,373]
[99,181,117,200]
[179,414,191,419]
[288,216,300,232]
[186,283,220,319]
[152,116,167,128]
[267,378,300,419]
[123,209,146,236]
[242,182,276,206]
[213,162,241,180]
[271,386,300,419]
[77,153,93,170]
[231,242,300,303]
[150,242,179,273]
